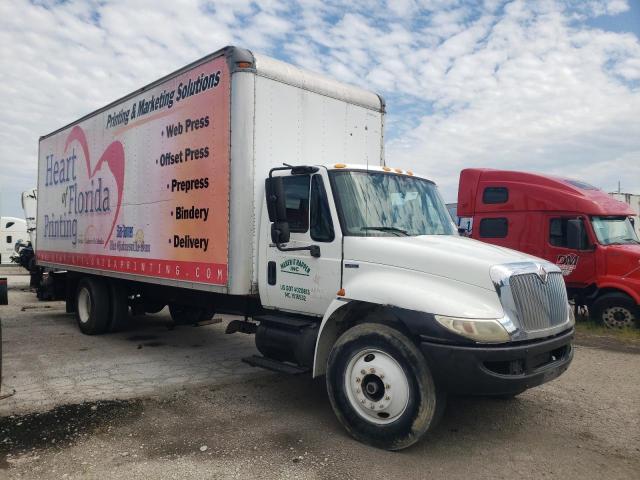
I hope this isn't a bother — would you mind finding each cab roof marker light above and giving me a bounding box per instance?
[337,288,346,296]
[394,168,403,173]
[334,163,347,169]
[382,166,391,172]
[407,170,414,176]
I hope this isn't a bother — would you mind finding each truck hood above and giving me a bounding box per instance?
[604,244,640,278]
[343,235,544,291]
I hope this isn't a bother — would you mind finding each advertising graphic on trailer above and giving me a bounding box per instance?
[37,57,230,285]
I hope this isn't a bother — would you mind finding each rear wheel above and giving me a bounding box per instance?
[592,293,639,329]
[108,281,129,332]
[326,323,444,450]
[75,278,110,335]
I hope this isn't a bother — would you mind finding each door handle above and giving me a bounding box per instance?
[268,261,276,285]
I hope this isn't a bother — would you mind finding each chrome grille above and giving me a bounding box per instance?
[509,272,567,332]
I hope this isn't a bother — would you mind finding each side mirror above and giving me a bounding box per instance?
[271,221,290,245]
[567,219,586,250]
[265,177,287,222]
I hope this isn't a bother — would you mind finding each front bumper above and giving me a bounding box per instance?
[419,328,574,395]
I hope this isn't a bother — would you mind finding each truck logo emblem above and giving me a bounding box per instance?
[536,265,549,284]
[556,253,579,277]
[280,258,310,276]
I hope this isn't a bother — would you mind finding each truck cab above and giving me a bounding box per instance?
[458,168,640,328]
[254,163,574,449]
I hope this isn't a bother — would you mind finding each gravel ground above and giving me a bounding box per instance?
[1,273,639,479]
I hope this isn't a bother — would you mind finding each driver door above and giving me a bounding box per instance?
[263,172,342,316]
[545,215,596,287]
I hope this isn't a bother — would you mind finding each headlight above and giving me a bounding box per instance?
[434,315,511,343]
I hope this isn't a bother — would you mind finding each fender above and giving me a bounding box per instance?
[312,265,503,377]
[596,278,640,304]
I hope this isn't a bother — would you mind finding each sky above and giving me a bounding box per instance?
[1,0,639,217]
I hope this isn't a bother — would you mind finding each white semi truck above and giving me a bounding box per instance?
[0,216,28,265]
[36,46,574,450]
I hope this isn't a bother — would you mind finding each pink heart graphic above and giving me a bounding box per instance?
[64,126,125,247]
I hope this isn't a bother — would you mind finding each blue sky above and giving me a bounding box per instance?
[1,0,639,217]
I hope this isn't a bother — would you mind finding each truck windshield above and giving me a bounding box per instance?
[329,170,455,237]
[591,216,639,245]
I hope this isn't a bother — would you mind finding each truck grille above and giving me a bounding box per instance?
[509,272,568,332]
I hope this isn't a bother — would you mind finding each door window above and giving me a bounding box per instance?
[282,175,310,233]
[549,217,589,249]
[310,175,334,242]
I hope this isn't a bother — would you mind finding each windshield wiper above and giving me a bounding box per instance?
[361,226,409,236]
[609,238,640,245]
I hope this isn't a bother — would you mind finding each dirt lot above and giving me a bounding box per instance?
[1,272,639,479]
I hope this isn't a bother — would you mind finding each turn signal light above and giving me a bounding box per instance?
[236,61,252,68]
[337,288,346,297]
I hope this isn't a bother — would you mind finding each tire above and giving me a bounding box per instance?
[108,281,129,332]
[75,277,110,335]
[592,293,639,329]
[144,302,166,314]
[168,303,214,325]
[326,323,443,451]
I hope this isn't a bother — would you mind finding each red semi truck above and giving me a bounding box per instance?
[458,168,640,328]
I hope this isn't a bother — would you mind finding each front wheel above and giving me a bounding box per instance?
[592,293,639,329]
[326,323,444,450]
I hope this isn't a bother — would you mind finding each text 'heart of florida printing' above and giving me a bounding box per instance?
[42,125,125,248]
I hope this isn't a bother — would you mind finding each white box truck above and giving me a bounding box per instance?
[36,46,574,450]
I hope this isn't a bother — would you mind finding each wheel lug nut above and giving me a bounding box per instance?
[385,384,390,389]
[356,389,361,393]
[385,396,390,401]
[356,377,360,383]
[379,374,384,379]
[361,369,366,375]
[370,368,375,373]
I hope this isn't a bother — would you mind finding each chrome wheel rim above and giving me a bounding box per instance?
[344,349,409,425]
[78,287,92,324]
[602,306,635,328]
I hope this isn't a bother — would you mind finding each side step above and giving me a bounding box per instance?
[252,313,318,330]
[242,355,310,375]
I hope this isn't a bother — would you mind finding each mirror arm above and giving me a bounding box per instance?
[275,243,321,258]
[276,243,320,258]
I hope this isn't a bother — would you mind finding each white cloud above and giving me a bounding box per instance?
[0,0,638,217]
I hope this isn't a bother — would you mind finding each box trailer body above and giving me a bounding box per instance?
[35,47,574,450]
[458,168,640,328]
[37,48,383,295]
[0,217,28,264]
